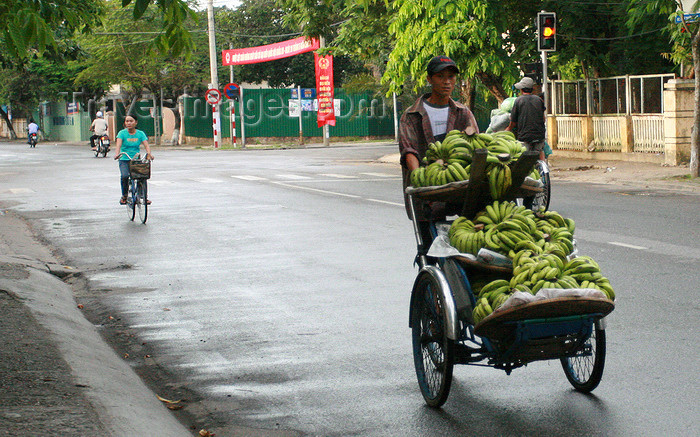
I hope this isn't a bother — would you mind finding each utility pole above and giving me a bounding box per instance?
[207,0,221,148]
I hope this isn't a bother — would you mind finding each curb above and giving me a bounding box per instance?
[0,255,192,436]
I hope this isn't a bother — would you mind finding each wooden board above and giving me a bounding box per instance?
[474,297,615,341]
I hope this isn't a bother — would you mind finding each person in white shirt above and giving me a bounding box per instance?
[89,111,109,150]
[27,119,39,144]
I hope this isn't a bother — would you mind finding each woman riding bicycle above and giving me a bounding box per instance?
[114,115,153,205]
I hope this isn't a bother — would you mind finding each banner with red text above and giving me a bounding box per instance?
[314,53,335,127]
[222,36,320,65]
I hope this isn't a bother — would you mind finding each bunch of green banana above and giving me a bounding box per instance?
[486,131,527,161]
[562,257,616,300]
[472,297,494,325]
[423,130,475,166]
[510,250,578,294]
[488,162,512,200]
[448,217,486,255]
[474,200,522,227]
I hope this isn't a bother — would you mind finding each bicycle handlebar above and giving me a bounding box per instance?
[115,152,153,161]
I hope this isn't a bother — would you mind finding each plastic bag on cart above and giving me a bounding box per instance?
[427,227,514,267]
[427,234,476,260]
[495,288,608,313]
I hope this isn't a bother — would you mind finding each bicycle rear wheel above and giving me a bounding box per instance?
[411,272,455,407]
[561,326,606,393]
[137,180,147,224]
[531,161,551,212]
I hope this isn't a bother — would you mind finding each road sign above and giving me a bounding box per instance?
[223,83,240,100]
[675,13,700,24]
[205,88,221,105]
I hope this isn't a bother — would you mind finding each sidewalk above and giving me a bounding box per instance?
[0,210,192,436]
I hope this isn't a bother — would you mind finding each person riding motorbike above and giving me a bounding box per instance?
[90,111,109,150]
[27,119,39,145]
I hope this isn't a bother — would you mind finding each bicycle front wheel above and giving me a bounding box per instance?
[561,326,606,393]
[411,272,455,407]
[137,180,147,224]
[127,180,136,221]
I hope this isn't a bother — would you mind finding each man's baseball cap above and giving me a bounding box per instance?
[514,76,536,89]
[427,56,459,75]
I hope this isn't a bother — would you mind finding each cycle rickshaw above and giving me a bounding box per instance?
[406,150,614,407]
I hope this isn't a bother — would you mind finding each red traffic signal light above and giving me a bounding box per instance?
[537,12,556,52]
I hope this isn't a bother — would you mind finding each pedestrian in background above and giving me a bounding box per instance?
[506,76,546,160]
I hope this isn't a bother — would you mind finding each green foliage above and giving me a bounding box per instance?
[74,2,207,100]
[121,0,198,57]
[382,0,522,95]
[0,0,104,59]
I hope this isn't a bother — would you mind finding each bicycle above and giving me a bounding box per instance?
[117,152,151,224]
[530,158,550,212]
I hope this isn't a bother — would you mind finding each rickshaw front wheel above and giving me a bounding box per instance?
[411,272,455,407]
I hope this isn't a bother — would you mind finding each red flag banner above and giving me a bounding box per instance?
[314,53,335,128]
[222,36,320,65]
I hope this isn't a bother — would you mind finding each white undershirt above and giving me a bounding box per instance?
[423,100,449,138]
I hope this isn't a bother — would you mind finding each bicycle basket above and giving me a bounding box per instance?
[129,160,151,179]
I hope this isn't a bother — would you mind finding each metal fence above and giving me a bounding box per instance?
[551,74,674,116]
[551,74,674,154]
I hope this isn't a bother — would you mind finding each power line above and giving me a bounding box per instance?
[562,26,668,41]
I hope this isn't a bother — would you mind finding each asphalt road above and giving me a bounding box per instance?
[1,142,698,436]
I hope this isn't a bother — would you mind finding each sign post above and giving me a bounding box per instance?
[223,83,240,147]
[205,88,222,148]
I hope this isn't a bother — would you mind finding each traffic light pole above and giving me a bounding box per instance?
[541,50,548,111]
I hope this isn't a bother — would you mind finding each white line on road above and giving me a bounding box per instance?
[191,178,224,184]
[231,175,268,181]
[367,198,404,207]
[272,181,361,198]
[318,173,358,179]
[360,172,396,178]
[275,174,312,180]
[608,241,648,250]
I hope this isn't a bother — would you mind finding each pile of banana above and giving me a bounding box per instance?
[445,200,616,324]
[410,130,529,195]
[472,253,616,324]
[449,200,575,259]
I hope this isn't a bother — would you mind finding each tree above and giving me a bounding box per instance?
[628,0,698,176]
[74,2,208,143]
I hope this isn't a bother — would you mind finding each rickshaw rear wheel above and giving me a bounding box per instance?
[411,272,455,407]
[561,326,606,393]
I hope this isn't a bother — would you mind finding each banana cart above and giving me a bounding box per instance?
[406,149,614,407]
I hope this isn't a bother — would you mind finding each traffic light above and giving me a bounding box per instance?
[537,12,556,52]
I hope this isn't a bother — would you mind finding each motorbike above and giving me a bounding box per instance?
[94,134,110,157]
[28,133,38,148]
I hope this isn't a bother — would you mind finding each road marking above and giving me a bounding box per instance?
[7,188,35,194]
[275,174,312,180]
[191,178,223,184]
[272,182,361,198]
[360,172,395,178]
[367,198,404,207]
[609,241,648,250]
[318,173,358,179]
[232,175,267,181]
[147,180,175,186]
